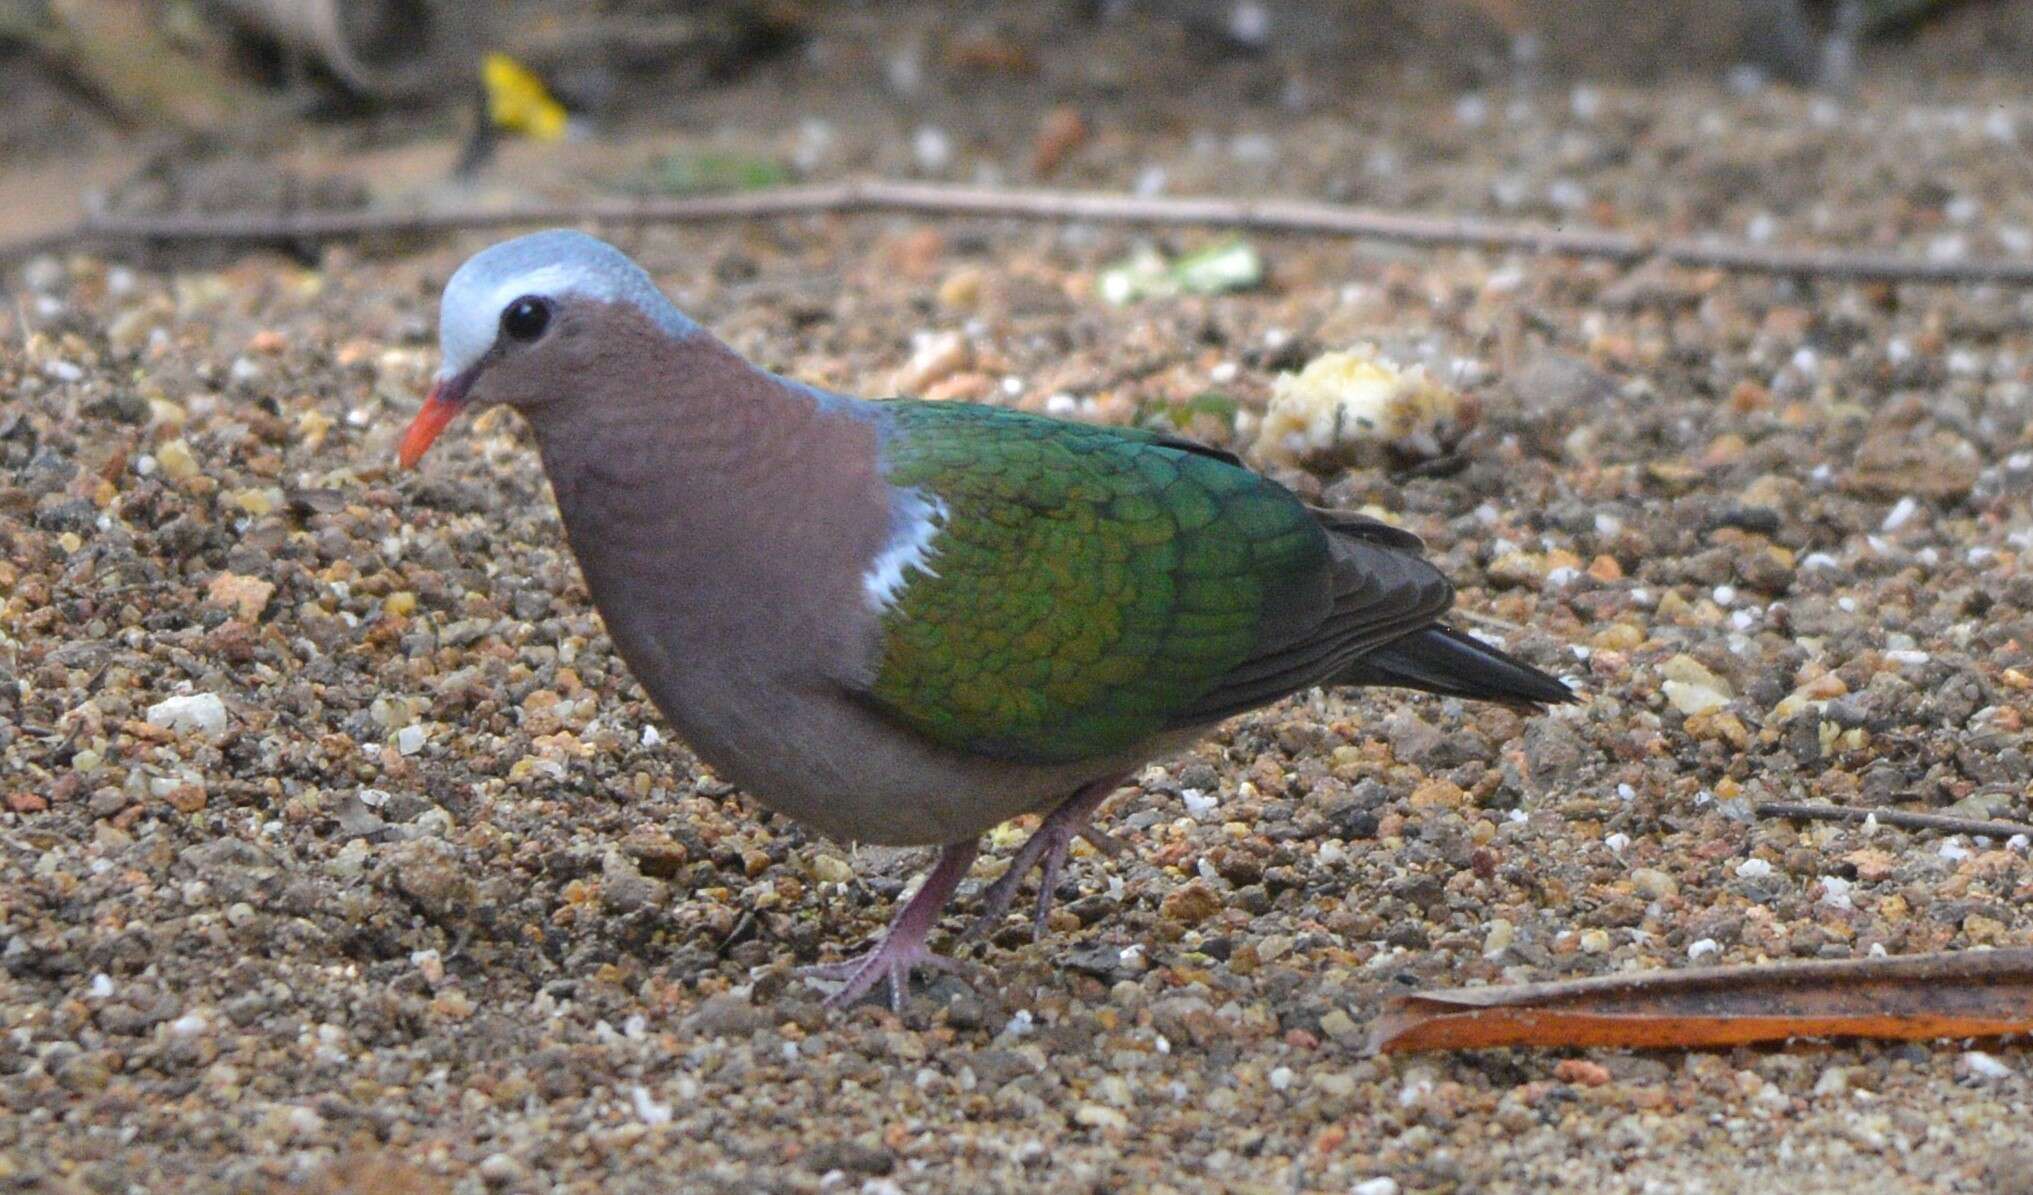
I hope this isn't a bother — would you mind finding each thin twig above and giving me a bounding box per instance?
[10,178,2033,285]
[1454,607,1527,634]
[1757,801,2033,841]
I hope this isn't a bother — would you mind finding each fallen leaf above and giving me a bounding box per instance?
[1098,238,1263,305]
[1370,949,2033,1053]
[483,53,568,141]
[1031,105,1088,177]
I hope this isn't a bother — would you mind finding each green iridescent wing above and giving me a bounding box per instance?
[860,401,1377,766]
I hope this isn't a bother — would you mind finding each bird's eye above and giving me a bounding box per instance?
[501,295,551,342]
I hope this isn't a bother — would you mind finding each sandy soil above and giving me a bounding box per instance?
[6,16,2033,1195]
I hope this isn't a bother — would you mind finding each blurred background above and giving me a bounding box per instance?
[2,0,2031,256]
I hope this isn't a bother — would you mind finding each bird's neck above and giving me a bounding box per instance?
[531,332,874,507]
[527,331,894,678]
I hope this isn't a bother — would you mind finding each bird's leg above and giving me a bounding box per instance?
[799,838,980,1012]
[964,774,1128,942]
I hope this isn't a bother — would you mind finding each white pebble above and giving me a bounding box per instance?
[1396,1069,1435,1107]
[1181,788,1218,819]
[1688,938,1721,961]
[1961,1051,2013,1080]
[1663,680,1729,717]
[1547,178,1588,211]
[22,256,63,292]
[1818,876,1853,910]
[42,360,83,383]
[286,1105,325,1140]
[89,974,115,999]
[1269,1066,1294,1091]
[477,1153,522,1185]
[145,692,228,736]
[1882,496,1921,531]
[912,126,953,172]
[1227,0,1270,44]
[409,949,445,986]
[1230,132,1277,164]
[642,725,663,747]
[1940,839,1972,862]
[1604,832,1629,853]
[395,725,427,755]
[630,1085,673,1125]
[1735,858,1773,879]
[1352,1179,1400,1195]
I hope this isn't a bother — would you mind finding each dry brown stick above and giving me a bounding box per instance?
[1371,947,2033,1053]
[1756,801,2033,841]
[16,179,2033,285]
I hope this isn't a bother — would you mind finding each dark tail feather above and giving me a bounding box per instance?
[1337,624,1575,708]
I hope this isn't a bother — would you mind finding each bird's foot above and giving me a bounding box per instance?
[800,839,979,1012]
[799,940,969,1012]
[963,774,1128,942]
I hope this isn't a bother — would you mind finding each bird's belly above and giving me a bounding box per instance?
[598,615,1177,845]
[658,685,1112,846]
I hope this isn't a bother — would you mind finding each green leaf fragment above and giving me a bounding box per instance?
[1099,239,1264,305]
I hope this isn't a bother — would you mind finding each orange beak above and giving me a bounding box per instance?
[398,372,471,469]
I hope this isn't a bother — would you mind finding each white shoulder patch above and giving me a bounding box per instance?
[864,490,947,611]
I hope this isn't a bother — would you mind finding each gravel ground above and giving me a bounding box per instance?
[8,44,2033,1195]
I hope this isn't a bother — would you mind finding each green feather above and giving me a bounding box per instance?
[865,401,1328,765]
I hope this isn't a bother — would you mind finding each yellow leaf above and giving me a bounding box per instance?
[482,53,567,141]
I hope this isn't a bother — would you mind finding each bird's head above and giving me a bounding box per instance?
[399,229,699,467]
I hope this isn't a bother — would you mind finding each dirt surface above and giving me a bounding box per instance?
[8,29,2033,1195]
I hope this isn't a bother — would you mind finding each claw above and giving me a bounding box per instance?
[799,942,969,1012]
[1077,824,1129,857]
[961,774,1127,943]
[800,839,979,1011]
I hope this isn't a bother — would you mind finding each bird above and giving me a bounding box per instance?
[398,229,1575,1011]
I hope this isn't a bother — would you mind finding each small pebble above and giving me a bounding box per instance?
[146,693,228,737]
